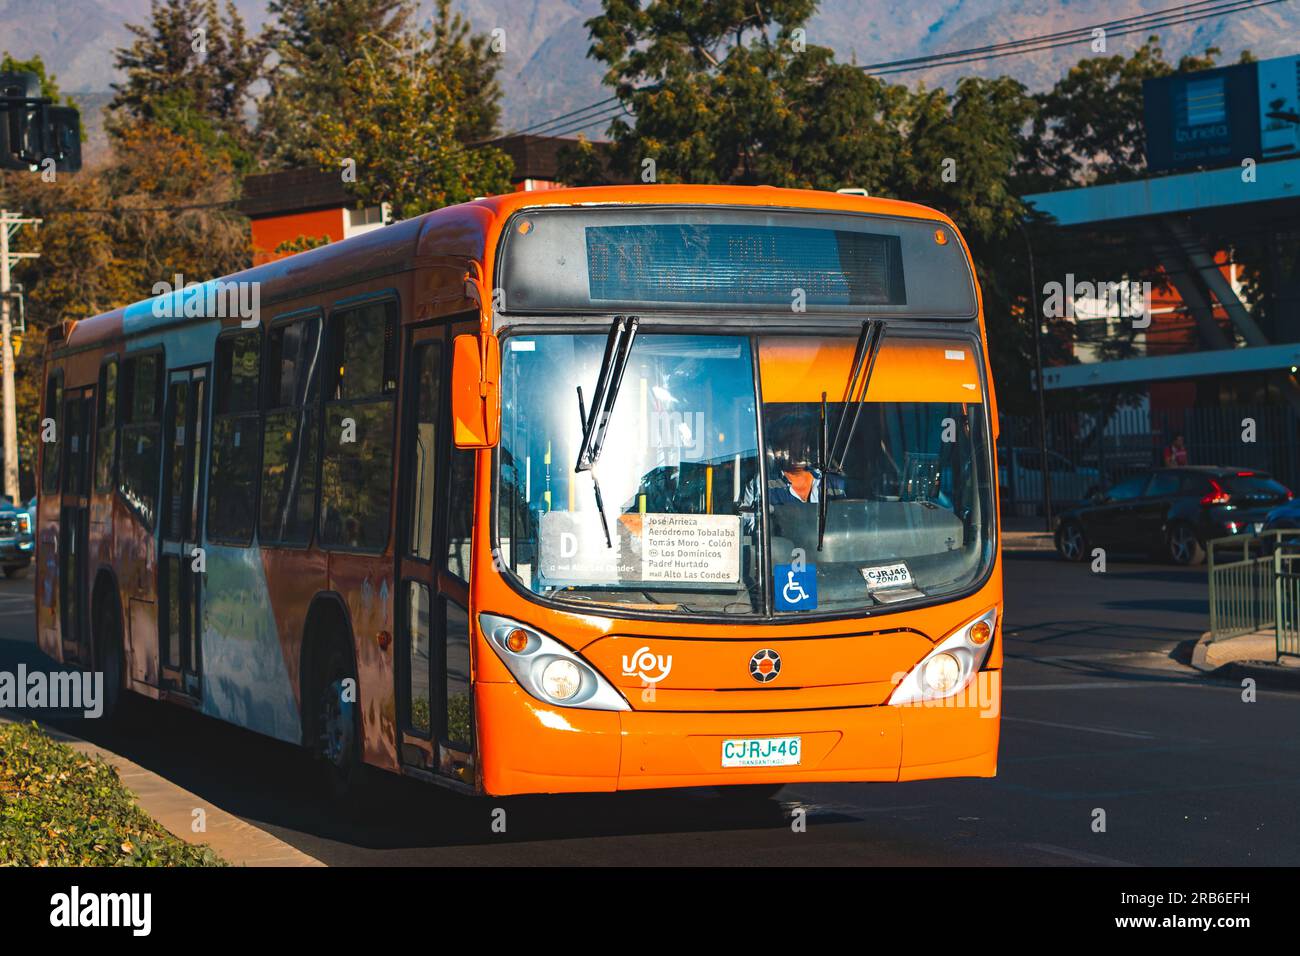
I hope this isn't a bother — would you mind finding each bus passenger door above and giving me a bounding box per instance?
[158,367,208,698]
[59,387,94,665]
[395,321,475,785]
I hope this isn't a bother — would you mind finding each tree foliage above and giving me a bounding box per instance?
[564,4,1233,414]
[1024,36,1223,189]
[110,0,261,172]
[428,0,505,143]
[307,32,514,220]
[0,121,247,492]
[258,0,415,166]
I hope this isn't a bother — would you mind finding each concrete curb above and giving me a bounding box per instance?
[1,714,324,867]
[1190,631,1300,690]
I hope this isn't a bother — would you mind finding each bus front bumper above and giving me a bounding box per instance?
[476,679,1001,796]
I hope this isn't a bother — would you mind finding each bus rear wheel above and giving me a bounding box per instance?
[93,594,126,722]
[308,641,365,802]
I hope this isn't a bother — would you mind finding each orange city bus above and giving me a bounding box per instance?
[36,184,1002,797]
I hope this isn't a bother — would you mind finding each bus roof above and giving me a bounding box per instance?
[58,184,959,354]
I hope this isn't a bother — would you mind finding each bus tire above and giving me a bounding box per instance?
[305,631,366,804]
[92,582,126,722]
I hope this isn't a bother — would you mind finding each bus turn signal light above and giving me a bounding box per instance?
[969,620,991,645]
[934,228,948,245]
[505,628,530,653]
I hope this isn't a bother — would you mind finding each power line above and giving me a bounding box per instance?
[865,0,1292,75]
[542,105,627,139]
[858,0,1249,71]
[10,200,240,215]
[503,95,620,137]
[506,0,1288,139]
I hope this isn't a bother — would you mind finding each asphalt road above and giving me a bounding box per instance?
[3,550,1297,866]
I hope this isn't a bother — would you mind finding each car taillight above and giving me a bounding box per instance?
[1200,479,1230,506]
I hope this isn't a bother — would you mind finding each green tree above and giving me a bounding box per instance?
[308,32,513,219]
[1024,36,1221,188]
[429,0,504,143]
[1,120,249,488]
[110,0,261,172]
[258,0,414,166]
[575,0,908,190]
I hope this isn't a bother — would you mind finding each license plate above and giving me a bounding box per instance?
[861,561,913,592]
[721,736,801,768]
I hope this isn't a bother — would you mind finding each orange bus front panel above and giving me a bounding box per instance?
[476,681,623,794]
[614,707,903,790]
[477,675,1001,795]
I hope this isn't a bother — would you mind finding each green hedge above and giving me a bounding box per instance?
[0,721,225,866]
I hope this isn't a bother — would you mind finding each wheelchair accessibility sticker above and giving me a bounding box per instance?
[774,563,817,611]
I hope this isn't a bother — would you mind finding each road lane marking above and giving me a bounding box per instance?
[1006,681,1209,690]
[1020,842,1136,867]
[1002,716,1154,739]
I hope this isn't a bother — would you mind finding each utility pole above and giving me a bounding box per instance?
[1,209,41,506]
[1016,218,1053,533]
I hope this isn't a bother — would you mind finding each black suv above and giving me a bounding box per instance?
[1054,466,1292,566]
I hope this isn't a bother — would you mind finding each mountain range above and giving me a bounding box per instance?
[6,0,1300,143]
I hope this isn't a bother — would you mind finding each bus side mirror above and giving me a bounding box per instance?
[451,332,500,449]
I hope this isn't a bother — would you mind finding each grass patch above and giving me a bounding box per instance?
[0,721,225,866]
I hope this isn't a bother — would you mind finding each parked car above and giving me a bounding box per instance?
[998,446,1103,507]
[0,497,35,578]
[1054,466,1293,566]
[1262,496,1300,545]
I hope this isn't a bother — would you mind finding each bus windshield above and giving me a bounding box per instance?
[496,330,994,617]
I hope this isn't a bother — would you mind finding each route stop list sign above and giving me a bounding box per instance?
[539,511,741,587]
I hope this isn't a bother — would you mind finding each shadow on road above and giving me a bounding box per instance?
[15,691,829,855]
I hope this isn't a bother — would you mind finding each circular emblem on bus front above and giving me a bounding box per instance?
[749,648,781,683]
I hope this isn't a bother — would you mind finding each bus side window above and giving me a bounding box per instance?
[404,340,442,561]
[320,299,398,552]
[42,370,63,495]
[445,447,474,581]
[119,354,163,528]
[208,331,263,545]
[260,316,321,546]
[94,358,118,493]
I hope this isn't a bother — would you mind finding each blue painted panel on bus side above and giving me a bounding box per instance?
[122,278,260,342]
[200,545,301,744]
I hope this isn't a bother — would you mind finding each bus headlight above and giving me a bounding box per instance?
[541,659,582,701]
[923,653,961,694]
[17,513,31,534]
[888,607,998,706]
[480,612,630,711]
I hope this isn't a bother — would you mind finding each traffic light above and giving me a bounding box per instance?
[0,71,81,173]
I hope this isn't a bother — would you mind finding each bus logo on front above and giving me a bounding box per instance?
[622,646,673,684]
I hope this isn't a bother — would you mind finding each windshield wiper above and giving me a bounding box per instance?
[575,315,639,548]
[818,319,885,551]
